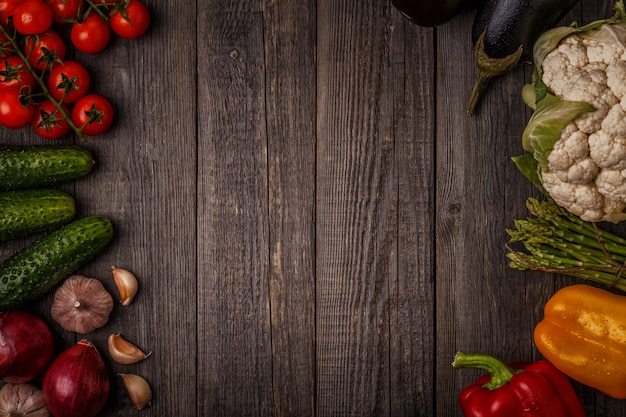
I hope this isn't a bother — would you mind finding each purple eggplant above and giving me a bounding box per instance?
[466,0,580,116]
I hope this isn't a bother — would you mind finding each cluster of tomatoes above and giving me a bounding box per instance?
[0,0,150,140]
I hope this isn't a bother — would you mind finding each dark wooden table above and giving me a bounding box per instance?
[2,0,625,415]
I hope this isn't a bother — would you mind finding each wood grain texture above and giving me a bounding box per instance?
[0,0,625,416]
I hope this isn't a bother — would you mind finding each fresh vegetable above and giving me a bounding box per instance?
[0,383,50,417]
[71,93,114,136]
[0,144,94,191]
[23,30,67,71]
[70,12,111,54]
[32,99,72,139]
[0,189,75,241]
[0,0,149,140]
[0,215,113,311]
[466,0,580,115]
[119,373,152,410]
[51,274,113,334]
[111,265,138,306]
[0,87,36,128]
[507,197,626,289]
[390,0,471,27]
[47,60,90,104]
[107,333,150,365]
[452,351,585,416]
[535,284,626,399]
[42,339,110,417]
[13,0,54,35]
[517,0,626,222]
[109,0,150,39]
[0,55,37,90]
[0,310,55,383]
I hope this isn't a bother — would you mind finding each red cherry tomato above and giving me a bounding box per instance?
[0,56,37,90]
[0,0,20,28]
[44,0,83,23]
[23,30,66,71]
[13,0,54,35]
[71,12,110,54]
[0,88,36,128]
[109,0,149,39]
[71,93,113,136]
[32,99,71,139]
[47,60,90,104]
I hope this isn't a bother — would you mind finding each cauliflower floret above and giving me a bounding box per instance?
[547,126,589,171]
[541,172,607,221]
[601,104,626,136]
[588,130,626,169]
[607,61,626,97]
[596,169,626,201]
[583,37,623,64]
[536,30,626,222]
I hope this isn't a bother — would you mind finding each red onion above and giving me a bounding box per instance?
[42,339,110,417]
[0,310,55,383]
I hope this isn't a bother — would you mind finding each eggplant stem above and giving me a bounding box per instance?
[466,30,523,116]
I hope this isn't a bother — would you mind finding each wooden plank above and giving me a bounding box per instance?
[389,7,436,417]
[72,2,199,416]
[197,2,273,416]
[263,0,317,416]
[434,7,542,415]
[315,0,396,415]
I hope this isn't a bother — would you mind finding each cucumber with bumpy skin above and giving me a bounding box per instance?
[0,189,76,242]
[0,216,114,311]
[0,145,95,191]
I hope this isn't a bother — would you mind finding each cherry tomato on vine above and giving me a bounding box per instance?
[0,88,36,129]
[71,93,113,136]
[44,0,83,23]
[71,12,110,54]
[109,0,149,39]
[13,0,54,35]
[48,60,90,104]
[24,30,66,71]
[72,94,113,136]
[32,99,71,139]
[0,56,37,90]
[0,0,20,28]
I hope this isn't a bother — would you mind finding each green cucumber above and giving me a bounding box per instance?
[0,145,95,191]
[0,189,76,242]
[0,215,114,311]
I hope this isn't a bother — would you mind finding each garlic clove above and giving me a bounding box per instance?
[111,266,139,306]
[50,275,114,334]
[108,333,151,365]
[119,373,152,410]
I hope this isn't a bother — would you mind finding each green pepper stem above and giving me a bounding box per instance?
[452,351,519,390]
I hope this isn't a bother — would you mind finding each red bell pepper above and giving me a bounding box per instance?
[452,352,585,417]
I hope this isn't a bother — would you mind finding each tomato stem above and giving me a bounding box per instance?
[83,1,111,22]
[0,24,86,142]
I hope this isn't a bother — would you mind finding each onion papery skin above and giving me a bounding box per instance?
[42,339,110,417]
[0,310,55,383]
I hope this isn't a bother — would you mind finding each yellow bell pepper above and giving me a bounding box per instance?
[534,284,626,399]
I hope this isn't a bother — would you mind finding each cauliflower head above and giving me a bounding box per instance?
[523,18,626,222]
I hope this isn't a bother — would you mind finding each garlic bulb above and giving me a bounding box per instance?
[119,373,152,410]
[51,275,114,334]
[111,266,139,306]
[108,333,151,365]
[0,383,50,417]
